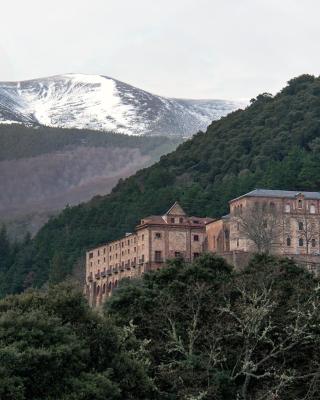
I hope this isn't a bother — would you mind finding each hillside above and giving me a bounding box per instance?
[0,74,242,136]
[2,74,320,296]
[0,124,181,238]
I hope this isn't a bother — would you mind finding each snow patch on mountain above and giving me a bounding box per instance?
[0,74,245,136]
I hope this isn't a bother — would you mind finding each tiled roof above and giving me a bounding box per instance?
[138,215,213,227]
[231,189,320,202]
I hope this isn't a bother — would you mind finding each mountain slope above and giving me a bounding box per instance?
[0,124,181,239]
[3,74,320,296]
[0,74,242,136]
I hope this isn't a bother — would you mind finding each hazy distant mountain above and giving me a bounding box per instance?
[0,74,244,136]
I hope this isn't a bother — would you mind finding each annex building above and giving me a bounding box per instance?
[86,189,320,306]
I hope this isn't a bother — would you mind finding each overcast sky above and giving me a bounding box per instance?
[1,0,319,99]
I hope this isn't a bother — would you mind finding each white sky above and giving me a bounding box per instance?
[1,0,320,99]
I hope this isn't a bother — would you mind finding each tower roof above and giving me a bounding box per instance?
[164,201,186,216]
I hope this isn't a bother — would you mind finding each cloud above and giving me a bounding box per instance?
[0,0,319,99]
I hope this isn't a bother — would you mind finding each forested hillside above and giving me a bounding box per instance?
[2,74,320,296]
[0,125,181,239]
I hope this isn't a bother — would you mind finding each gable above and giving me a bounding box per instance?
[165,202,186,216]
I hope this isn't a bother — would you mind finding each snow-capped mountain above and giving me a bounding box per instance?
[0,74,244,136]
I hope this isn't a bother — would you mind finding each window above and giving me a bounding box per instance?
[237,238,239,247]
[298,199,303,209]
[128,248,130,254]
[155,251,162,261]
[89,252,93,259]
[171,217,175,223]
[155,232,162,239]
[109,246,112,251]
[270,202,275,209]
[141,254,145,262]
[142,234,144,241]
[90,262,92,267]
[128,240,130,245]
[103,257,106,262]
[193,252,200,259]
[179,217,183,223]
[237,222,240,231]
[286,237,291,246]
[193,234,199,241]
[175,251,181,258]
[312,239,316,248]
[213,235,216,249]
[122,242,124,248]
[299,238,304,247]
[310,205,316,214]
[98,259,100,264]
[103,248,106,254]
[285,204,290,213]
[98,250,100,256]
[298,222,304,231]
[193,220,199,224]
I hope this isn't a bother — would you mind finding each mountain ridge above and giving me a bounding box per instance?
[0,73,243,136]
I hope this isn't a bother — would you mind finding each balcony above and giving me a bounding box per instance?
[113,267,119,274]
[87,274,93,282]
[125,262,131,270]
[138,259,144,265]
[101,271,106,278]
[95,272,100,279]
[107,269,112,276]
[120,265,125,272]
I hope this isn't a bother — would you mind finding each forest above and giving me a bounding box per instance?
[1,74,320,296]
[1,254,320,399]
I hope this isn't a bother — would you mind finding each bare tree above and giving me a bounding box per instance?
[235,203,282,254]
[295,212,320,255]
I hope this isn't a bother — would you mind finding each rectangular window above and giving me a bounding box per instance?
[155,251,162,261]
[89,252,93,259]
[179,217,183,223]
[171,217,175,223]
[142,234,144,240]
[155,232,162,239]
[193,252,200,259]
[193,234,199,241]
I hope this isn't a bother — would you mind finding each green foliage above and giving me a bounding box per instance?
[4,74,320,294]
[0,281,155,400]
[106,254,320,399]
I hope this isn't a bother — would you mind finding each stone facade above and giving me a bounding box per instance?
[85,202,213,306]
[206,189,320,271]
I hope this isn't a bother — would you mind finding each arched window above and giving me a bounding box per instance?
[312,239,316,248]
[298,222,304,231]
[299,238,304,247]
[310,205,316,214]
[286,237,291,246]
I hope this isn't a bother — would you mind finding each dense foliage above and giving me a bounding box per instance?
[2,255,319,399]
[106,254,320,399]
[2,74,320,295]
[0,281,154,400]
